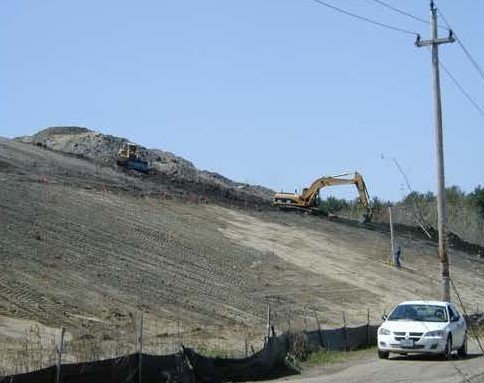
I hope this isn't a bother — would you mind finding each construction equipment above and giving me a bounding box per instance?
[116,142,149,173]
[273,172,373,222]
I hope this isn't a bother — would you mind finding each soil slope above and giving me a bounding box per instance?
[1,134,483,374]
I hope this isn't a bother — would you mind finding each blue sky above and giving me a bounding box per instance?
[2,0,483,201]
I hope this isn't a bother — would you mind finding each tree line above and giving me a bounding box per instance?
[318,185,484,218]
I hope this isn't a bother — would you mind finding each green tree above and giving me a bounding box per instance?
[318,196,349,215]
[468,185,484,217]
[445,185,466,205]
[403,191,435,205]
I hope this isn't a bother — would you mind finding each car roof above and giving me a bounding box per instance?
[397,300,449,307]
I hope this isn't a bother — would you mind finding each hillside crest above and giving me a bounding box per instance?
[15,126,274,201]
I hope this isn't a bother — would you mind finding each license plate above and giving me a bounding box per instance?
[401,339,414,348]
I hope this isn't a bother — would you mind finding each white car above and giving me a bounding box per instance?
[377,300,467,360]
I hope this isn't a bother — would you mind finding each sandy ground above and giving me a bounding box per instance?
[1,137,483,375]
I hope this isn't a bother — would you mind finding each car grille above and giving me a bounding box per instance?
[390,343,425,350]
[393,332,424,341]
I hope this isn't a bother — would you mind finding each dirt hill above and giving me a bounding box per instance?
[15,126,273,205]
[1,132,483,374]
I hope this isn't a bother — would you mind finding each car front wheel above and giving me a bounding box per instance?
[457,334,467,358]
[443,337,452,360]
[378,350,389,359]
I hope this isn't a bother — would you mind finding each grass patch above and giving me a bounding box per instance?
[196,345,233,358]
[305,350,343,366]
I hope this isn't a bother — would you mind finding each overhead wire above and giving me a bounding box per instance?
[309,0,484,119]
[437,8,484,85]
[309,0,418,36]
[367,0,484,116]
[367,0,435,28]
[439,58,484,119]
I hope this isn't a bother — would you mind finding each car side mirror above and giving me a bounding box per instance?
[381,314,388,321]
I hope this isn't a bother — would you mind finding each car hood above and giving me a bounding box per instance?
[381,320,447,333]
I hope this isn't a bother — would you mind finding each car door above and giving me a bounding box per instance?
[448,305,464,348]
[452,304,467,345]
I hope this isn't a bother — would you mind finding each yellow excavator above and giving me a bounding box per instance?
[273,172,373,222]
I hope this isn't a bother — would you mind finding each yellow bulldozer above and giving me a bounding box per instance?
[273,172,373,222]
[116,142,149,173]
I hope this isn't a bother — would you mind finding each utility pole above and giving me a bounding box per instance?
[388,206,395,265]
[415,1,454,302]
[55,327,66,383]
[138,311,143,383]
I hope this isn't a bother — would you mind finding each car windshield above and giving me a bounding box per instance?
[388,304,448,322]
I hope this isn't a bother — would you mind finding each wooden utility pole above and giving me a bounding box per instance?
[55,327,66,383]
[415,0,454,302]
[388,206,395,265]
[313,310,324,348]
[342,311,349,352]
[138,312,144,383]
[366,307,370,348]
[266,303,271,343]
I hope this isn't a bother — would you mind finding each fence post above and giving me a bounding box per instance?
[55,327,66,383]
[342,312,349,352]
[313,310,324,348]
[138,312,143,383]
[366,307,370,348]
[304,306,308,333]
[266,303,271,344]
[389,206,395,265]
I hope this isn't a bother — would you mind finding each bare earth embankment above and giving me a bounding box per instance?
[1,131,482,377]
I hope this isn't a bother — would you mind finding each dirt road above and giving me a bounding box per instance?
[276,344,484,383]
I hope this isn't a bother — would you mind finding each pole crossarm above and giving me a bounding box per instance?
[415,35,455,47]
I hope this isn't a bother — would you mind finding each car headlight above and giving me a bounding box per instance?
[378,327,391,335]
[424,330,445,338]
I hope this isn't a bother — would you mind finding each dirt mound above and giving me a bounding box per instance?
[16,126,195,173]
[15,127,274,204]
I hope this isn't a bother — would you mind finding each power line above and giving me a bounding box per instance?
[368,0,432,27]
[309,0,418,36]
[308,0,484,118]
[437,8,484,85]
[439,59,484,119]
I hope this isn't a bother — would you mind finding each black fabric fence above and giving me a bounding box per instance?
[306,324,379,352]
[183,336,296,382]
[0,354,180,383]
[0,337,294,383]
[1,324,379,382]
